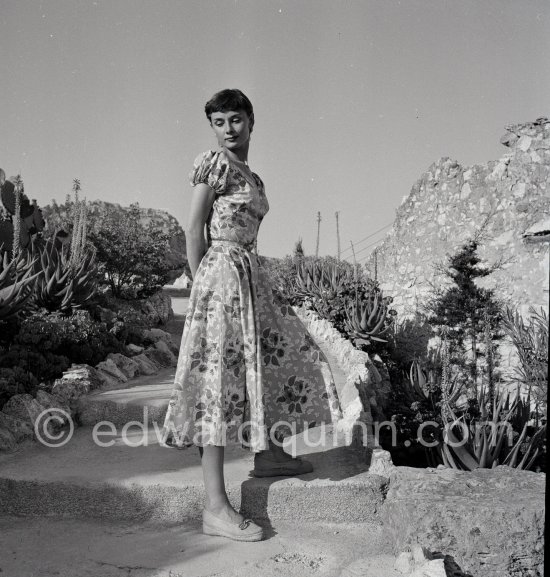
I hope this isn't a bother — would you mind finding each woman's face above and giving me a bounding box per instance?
[210,109,253,151]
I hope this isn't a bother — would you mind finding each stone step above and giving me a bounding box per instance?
[76,367,176,427]
[0,423,385,525]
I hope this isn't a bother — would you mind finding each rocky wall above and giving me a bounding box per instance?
[370,118,549,321]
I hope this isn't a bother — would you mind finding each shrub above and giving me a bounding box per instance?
[0,366,40,409]
[15,309,123,366]
[88,203,172,299]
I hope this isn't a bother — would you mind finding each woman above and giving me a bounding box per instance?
[160,89,342,542]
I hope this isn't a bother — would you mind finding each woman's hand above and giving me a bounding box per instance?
[186,183,216,279]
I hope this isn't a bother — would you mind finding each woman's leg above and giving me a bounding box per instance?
[199,445,244,523]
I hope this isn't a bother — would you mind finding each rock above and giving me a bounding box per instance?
[410,558,446,577]
[0,411,34,443]
[412,545,432,564]
[61,364,108,391]
[95,359,128,383]
[51,378,92,408]
[143,328,179,354]
[154,340,177,365]
[167,271,191,289]
[35,390,71,429]
[381,466,545,577]
[144,346,174,368]
[2,394,45,430]
[394,550,414,574]
[106,353,140,379]
[0,426,17,451]
[369,448,395,477]
[131,353,159,376]
[140,291,174,325]
[126,343,144,356]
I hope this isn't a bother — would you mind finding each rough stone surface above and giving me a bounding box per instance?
[0,411,34,444]
[34,390,71,429]
[409,558,446,577]
[380,466,545,577]
[0,426,16,452]
[131,352,159,375]
[106,353,140,379]
[394,550,414,574]
[94,359,128,383]
[1,394,44,430]
[143,327,179,354]
[369,448,395,477]
[61,364,108,390]
[50,378,92,409]
[141,291,174,325]
[125,343,144,356]
[153,340,177,365]
[144,346,174,367]
[369,117,549,376]
[296,307,391,446]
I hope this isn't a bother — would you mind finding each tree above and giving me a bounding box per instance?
[89,203,172,299]
[425,239,503,397]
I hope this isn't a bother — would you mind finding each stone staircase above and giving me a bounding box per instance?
[0,302,388,527]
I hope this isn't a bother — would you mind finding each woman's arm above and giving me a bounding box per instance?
[186,183,216,279]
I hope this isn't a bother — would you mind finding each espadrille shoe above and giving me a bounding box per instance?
[202,509,264,542]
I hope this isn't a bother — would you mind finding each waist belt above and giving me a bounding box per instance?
[210,238,258,255]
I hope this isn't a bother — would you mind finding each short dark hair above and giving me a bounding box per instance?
[204,89,254,124]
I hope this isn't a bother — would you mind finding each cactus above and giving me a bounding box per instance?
[0,171,45,255]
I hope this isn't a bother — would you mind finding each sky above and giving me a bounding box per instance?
[1,0,549,262]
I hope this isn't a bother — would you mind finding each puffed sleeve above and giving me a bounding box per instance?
[188,150,229,194]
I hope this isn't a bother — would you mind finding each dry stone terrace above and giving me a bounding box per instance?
[0,296,545,576]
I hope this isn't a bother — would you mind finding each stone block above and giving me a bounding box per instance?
[35,390,71,428]
[0,426,16,452]
[106,353,140,379]
[61,364,108,391]
[95,359,128,383]
[144,346,174,368]
[394,550,414,574]
[381,466,545,577]
[409,558,446,577]
[51,378,92,409]
[2,394,44,430]
[126,343,144,356]
[0,411,34,443]
[132,353,159,375]
[154,340,177,365]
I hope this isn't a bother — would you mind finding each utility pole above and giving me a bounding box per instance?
[335,211,341,260]
[315,211,321,257]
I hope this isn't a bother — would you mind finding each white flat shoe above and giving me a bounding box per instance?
[202,509,264,542]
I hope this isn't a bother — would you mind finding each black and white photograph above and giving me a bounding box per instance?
[0,1,548,576]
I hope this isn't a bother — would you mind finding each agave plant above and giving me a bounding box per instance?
[402,358,462,407]
[0,249,41,321]
[31,239,98,314]
[294,259,351,301]
[344,288,395,345]
[439,384,545,471]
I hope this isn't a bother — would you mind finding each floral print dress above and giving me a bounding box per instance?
[160,150,342,452]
